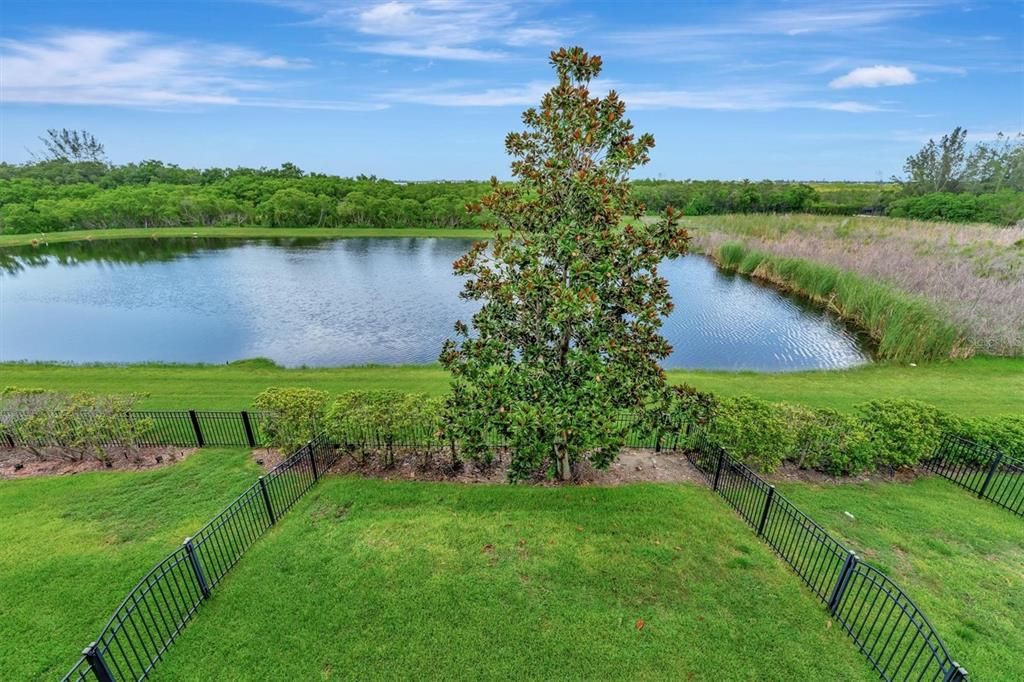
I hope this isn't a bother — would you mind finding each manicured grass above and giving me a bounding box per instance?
[778,476,1024,681]
[0,226,492,247]
[0,449,260,681]
[152,477,873,680]
[2,356,1021,416]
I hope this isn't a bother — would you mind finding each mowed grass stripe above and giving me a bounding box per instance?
[2,356,1022,416]
[152,478,874,681]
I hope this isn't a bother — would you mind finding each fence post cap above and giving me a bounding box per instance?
[182,536,193,545]
[82,642,98,655]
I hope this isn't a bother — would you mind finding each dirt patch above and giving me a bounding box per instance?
[251,447,286,471]
[0,446,197,479]
[765,462,925,486]
[289,446,705,486]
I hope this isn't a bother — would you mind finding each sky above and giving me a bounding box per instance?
[0,0,1021,180]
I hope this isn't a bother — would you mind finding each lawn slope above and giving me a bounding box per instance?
[779,476,1024,680]
[2,356,1021,416]
[153,478,873,681]
[0,449,260,681]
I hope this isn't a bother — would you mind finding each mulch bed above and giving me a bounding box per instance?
[0,446,197,479]
[251,445,705,486]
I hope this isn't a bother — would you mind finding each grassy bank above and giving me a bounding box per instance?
[0,226,491,247]
[0,449,261,681]
[714,241,963,360]
[679,214,1024,356]
[779,477,1024,680]
[152,477,873,680]
[2,357,1021,416]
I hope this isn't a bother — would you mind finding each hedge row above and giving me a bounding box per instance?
[709,395,1024,474]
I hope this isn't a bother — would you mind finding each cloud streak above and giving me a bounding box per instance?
[263,0,567,61]
[0,29,380,110]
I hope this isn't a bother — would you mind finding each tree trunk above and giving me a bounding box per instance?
[555,443,571,481]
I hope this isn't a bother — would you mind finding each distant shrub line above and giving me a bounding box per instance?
[1,161,1020,235]
[714,241,967,361]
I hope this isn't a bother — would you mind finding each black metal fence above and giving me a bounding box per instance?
[926,433,1023,517]
[61,433,339,682]
[0,410,270,449]
[686,429,968,682]
[0,409,688,451]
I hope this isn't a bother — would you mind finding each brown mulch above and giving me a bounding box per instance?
[250,445,706,486]
[0,446,198,479]
[765,462,924,486]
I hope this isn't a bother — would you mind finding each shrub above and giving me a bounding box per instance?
[252,387,329,451]
[0,387,150,462]
[957,415,1024,461]
[326,391,441,467]
[710,396,796,472]
[855,399,948,468]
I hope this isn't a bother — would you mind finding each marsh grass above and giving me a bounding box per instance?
[680,214,1024,355]
[713,242,964,360]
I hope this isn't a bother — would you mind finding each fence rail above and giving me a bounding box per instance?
[926,433,1023,516]
[0,409,687,452]
[686,430,968,682]
[61,434,339,682]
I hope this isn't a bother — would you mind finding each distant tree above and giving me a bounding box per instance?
[898,127,968,194]
[965,132,1024,192]
[36,129,107,163]
[440,47,690,482]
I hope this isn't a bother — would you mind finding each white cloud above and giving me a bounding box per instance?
[0,29,380,110]
[829,65,917,88]
[380,80,884,113]
[264,0,566,61]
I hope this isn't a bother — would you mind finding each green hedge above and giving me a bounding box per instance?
[707,395,1024,474]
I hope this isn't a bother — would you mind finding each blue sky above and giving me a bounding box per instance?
[1,0,1021,180]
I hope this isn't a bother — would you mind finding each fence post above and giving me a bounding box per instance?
[82,642,115,682]
[241,411,256,448]
[757,485,775,536]
[654,430,663,453]
[977,450,1004,499]
[308,442,319,481]
[188,410,205,447]
[712,448,726,491]
[183,537,210,599]
[943,663,969,682]
[258,476,276,525]
[827,552,858,614]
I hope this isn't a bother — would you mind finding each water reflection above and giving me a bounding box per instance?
[0,237,871,370]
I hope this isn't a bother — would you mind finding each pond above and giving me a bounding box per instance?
[0,237,871,371]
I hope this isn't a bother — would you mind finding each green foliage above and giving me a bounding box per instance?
[706,394,1022,474]
[715,242,965,361]
[441,47,690,482]
[855,399,948,468]
[887,190,1024,224]
[0,164,490,234]
[325,390,441,467]
[251,387,329,451]
[0,387,149,461]
[710,396,796,472]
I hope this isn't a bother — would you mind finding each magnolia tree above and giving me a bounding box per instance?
[440,47,690,481]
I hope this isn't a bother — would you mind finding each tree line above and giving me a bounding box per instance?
[0,127,1021,235]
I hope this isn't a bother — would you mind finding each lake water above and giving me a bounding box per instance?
[0,237,871,371]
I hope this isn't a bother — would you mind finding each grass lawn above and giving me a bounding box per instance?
[2,356,1021,416]
[152,477,874,681]
[778,476,1024,681]
[0,449,261,681]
